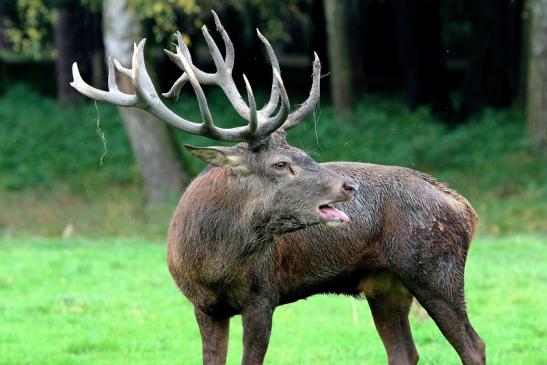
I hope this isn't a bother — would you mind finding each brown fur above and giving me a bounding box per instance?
[167,132,485,365]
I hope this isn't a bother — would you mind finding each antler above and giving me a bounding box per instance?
[70,10,321,144]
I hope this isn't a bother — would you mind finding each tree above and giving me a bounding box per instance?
[461,0,523,119]
[1,1,98,102]
[527,0,547,148]
[102,0,188,202]
[323,0,354,115]
[52,1,79,103]
[1,0,54,60]
[392,0,451,119]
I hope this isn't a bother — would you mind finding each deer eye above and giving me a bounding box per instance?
[273,161,288,170]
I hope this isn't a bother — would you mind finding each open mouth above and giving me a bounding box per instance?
[318,203,350,227]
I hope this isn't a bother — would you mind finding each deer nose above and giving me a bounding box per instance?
[342,181,357,197]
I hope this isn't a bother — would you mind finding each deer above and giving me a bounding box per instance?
[70,11,486,365]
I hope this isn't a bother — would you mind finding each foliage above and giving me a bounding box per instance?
[0,235,545,364]
[3,0,54,59]
[129,0,314,44]
[246,0,314,43]
[129,0,200,42]
[0,84,135,191]
[1,0,314,60]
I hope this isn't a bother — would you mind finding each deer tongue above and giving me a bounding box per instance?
[319,205,350,223]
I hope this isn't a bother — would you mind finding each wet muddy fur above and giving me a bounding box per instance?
[167,134,485,365]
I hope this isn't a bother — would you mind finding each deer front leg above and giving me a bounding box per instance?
[241,298,274,365]
[195,307,230,365]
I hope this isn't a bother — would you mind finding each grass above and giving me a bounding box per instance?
[1,85,546,238]
[0,235,545,364]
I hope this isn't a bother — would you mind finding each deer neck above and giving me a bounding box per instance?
[190,168,275,259]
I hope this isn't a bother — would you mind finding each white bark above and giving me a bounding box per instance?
[527,0,547,148]
[103,0,140,65]
[102,0,187,202]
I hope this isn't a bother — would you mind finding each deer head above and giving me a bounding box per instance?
[71,11,355,232]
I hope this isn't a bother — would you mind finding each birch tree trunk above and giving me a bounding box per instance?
[323,0,354,116]
[103,0,188,202]
[527,0,547,148]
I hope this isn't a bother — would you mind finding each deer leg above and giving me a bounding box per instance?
[241,298,274,365]
[195,307,230,365]
[403,280,485,365]
[366,289,419,365]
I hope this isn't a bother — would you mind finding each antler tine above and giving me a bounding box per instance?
[162,31,217,100]
[70,59,136,106]
[171,31,216,84]
[255,69,290,139]
[256,29,280,118]
[164,21,251,121]
[163,10,235,98]
[162,73,188,101]
[113,57,131,78]
[201,25,227,74]
[282,52,322,130]
[211,10,234,70]
[175,31,193,64]
[243,74,258,135]
[199,23,251,121]
[108,56,118,91]
[176,49,215,131]
[106,57,118,90]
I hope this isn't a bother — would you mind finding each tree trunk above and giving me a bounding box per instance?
[83,8,106,90]
[323,0,354,116]
[102,0,188,202]
[0,2,6,93]
[0,2,8,49]
[516,5,531,107]
[392,0,451,121]
[461,0,522,119]
[53,5,79,104]
[527,0,547,148]
[347,0,366,96]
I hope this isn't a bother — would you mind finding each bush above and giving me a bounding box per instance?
[0,85,135,191]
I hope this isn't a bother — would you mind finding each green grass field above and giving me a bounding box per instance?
[1,235,545,364]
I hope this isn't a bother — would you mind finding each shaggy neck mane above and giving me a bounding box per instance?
[192,167,275,258]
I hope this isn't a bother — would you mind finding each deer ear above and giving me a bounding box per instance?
[184,145,250,175]
[184,145,235,166]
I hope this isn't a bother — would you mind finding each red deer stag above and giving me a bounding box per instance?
[71,11,485,365]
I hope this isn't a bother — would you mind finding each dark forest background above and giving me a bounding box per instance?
[0,0,529,120]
